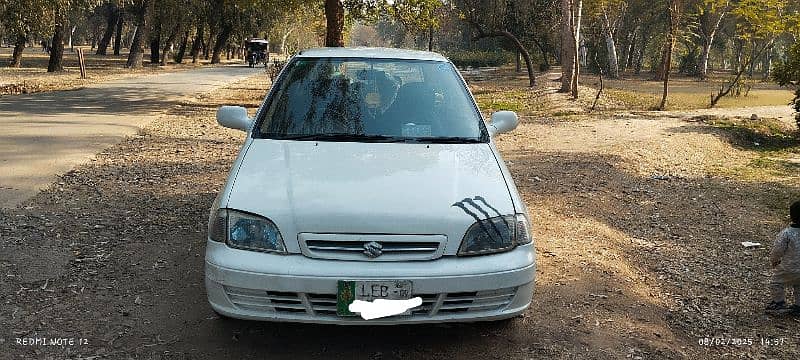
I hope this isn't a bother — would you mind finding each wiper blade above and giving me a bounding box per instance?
[276,133,407,142]
[411,136,484,143]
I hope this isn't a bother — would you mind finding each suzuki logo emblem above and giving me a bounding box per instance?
[363,241,383,258]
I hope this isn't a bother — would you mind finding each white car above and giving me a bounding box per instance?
[205,47,535,324]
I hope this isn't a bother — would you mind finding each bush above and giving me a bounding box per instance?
[772,42,800,133]
[445,50,513,68]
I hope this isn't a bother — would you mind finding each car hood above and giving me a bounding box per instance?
[225,140,516,254]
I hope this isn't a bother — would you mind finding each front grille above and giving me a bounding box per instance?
[224,285,517,318]
[225,286,308,313]
[298,233,446,261]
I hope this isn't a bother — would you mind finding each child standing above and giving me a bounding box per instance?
[766,201,800,314]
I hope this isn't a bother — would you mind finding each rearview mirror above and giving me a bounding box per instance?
[488,111,519,136]
[216,106,252,132]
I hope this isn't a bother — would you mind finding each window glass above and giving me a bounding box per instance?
[257,58,485,141]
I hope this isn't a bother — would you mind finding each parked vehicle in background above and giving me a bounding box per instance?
[245,38,269,68]
[206,47,536,324]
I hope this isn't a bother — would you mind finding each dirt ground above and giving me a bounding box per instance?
[1,68,800,359]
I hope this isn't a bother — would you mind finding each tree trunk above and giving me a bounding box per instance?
[659,38,674,110]
[697,3,727,79]
[150,21,161,64]
[126,0,150,68]
[571,0,583,99]
[211,24,232,64]
[161,24,180,65]
[10,34,26,68]
[655,41,670,80]
[698,35,713,79]
[280,28,293,55]
[175,30,190,64]
[621,30,635,71]
[204,26,214,59]
[635,36,647,74]
[710,40,772,107]
[515,51,521,73]
[428,26,433,51]
[503,31,535,87]
[325,0,345,47]
[471,29,536,87]
[605,33,619,78]
[747,40,756,77]
[763,46,772,80]
[734,39,743,73]
[602,11,619,78]
[191,24,204,63]
[68,25,76,53]
[114,14,125,55]
[560,0,576,93]
[96,5,118,55]
[47,15,66,72]
[113,13,124,55]
[659,0,680,110]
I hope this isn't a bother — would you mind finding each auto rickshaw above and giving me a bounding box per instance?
[245,38,269,68]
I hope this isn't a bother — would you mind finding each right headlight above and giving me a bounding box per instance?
[458,213,532,256]
[208,208,286,254]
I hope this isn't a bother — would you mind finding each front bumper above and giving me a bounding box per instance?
[205,241,536,325]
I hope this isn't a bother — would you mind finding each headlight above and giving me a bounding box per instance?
[458,213,532,256]
[207,209,286,253]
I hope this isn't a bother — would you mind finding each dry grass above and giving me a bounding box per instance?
[584,71,795,111]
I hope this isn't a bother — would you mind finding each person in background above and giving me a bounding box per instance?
[766,201,800,314]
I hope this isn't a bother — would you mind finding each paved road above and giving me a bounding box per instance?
[0,66,256,208]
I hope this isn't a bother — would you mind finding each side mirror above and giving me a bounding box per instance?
[488,111,519,136]
[216,106,252,132]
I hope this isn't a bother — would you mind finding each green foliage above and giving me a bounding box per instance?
[445,50,513,68]
[388,0,443,34]
[732,0,800,41]
[772,42,800,132]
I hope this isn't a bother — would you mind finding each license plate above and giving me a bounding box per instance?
[336,280,413,316]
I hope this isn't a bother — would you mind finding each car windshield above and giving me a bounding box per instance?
[255,57,486,143]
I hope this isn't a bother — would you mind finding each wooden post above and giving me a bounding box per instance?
[77,48,87,79]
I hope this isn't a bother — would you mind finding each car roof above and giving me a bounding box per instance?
[296,47,449,62]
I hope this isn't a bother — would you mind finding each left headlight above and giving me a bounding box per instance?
[207,208,286,254]
[458,213,532,256]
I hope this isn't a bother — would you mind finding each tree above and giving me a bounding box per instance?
[710,0,800,106]
[325,0,345,46]
[2,0,52,67]
[658,0,682,110]
[457,0,538,87]
[694,0,729,79]
[389,0,444,51]
[588,0,626,79]
[772,41,800,132]
[126,0,151,68]
[113,6,124,55]
[560,0,583,97]
[47,3,68,72]
[209,0,232,63]
[95,1,119,55]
